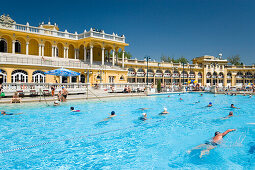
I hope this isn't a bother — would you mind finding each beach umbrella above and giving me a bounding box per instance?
[45,68,80,77]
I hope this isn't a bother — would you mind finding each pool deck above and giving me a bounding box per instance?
[0,90,207,104]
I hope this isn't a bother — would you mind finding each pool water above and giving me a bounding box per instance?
[0,93,254,169]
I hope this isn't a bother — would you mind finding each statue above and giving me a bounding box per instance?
[0,14,16,28]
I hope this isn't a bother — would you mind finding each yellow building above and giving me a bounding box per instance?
[0,14,128,84]
[1,14,255,88]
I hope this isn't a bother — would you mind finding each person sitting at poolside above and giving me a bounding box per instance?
[207,102,212,107]
[222,111,234,119]
[159,107,169,115]
[57,90,62,102]
[53,101,60,106]
[70,107,80,112]
[1,111,22,115]
[231,104,239,109]
[139,113,147,121]
[10,92,21,103]
[187,129,236,158]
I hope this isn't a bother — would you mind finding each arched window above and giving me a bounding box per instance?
[206,72,211,78]
[0,39,7,52]
[128,68,136,76]
[189,71,195,78]
[227,72,232,78]
[120,75,124,80]
[0,69,7,84]
[32,70,45,83]
[15,40,21,53]
[11,70,28,83]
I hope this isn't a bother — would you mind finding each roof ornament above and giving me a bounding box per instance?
[0,14,16,28]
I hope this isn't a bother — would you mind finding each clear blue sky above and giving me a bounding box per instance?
[1,0,255,63]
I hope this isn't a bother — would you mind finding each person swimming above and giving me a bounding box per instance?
[231,104,239,109]
[1,111,22,115]
[139,113,147,121]
[159,107,169,115]
[222,111,234,119]
[249,94,252,98]
[70,107,80,112]
[207,102,212,107]
[180,98,183,100]
[187,129,236,158]
[200,94,203,96]
[102,111,116,121]
[139,108,150,110]
[194,101,200,104]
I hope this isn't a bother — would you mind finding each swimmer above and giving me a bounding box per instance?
[187,129,236,158]
[249,94,252,98]
[193,101,200,104]
[139,113,147,121]
[159,107,169,115]
[180,98,183,100]
[139,108,150,110]
[70,107,80,112]
[231,104,239,109]
[1,111,22,115]
[53,101,60,106]
[200,94,203,96]
[102,111,116,121]
[207,102,213,107]
[222,111,234,120]
[168,95,170,97]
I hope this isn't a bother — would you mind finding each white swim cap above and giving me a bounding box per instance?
[164,107,167,111]
[142,113,146,116]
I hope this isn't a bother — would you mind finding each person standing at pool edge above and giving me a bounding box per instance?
[187,129,236,158]
[62,87,68,102]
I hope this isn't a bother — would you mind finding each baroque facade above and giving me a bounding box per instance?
[0,14,255,87]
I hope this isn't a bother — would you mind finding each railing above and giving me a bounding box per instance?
[128,72,136,77]
[155,73,163,77]
[0,53,125,71]
[0,21,125,43]
[137,72,145,77]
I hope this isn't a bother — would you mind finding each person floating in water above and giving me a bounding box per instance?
[1,111,22,115]
[159,107,169,115]
[53,101,60,106]
[70,107,80,112]
[222,111,234,119]
[193,101,200,104]
[231,104,239,109]
[180,98,183,101]
[139,108,150,110]
[187,129,236,158]
[207,102,213,107]
[139,113,147,121]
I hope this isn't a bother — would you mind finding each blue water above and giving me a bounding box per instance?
[0,93,254,169]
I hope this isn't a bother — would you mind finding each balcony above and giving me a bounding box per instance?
[0,53,125,71]
[148,73,154,77]
[0,21,125,43]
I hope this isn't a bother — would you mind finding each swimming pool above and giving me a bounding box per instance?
[0,93,254,169]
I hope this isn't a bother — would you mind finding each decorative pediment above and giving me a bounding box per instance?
[0,14,16,28]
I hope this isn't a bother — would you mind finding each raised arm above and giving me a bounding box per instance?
[222,129,236,137]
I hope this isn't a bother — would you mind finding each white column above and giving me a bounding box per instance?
[26,42,29,55]
[54,46,57,57]
[74,49,77,59]
[84,47,87,62]
[112,50,115,66]
[42,45,44,56]
[122,50,125,68]
[12,40,15,54]
[101,47,105,65]
[52,46,54,57]
[63,47,66,58]
[69,76,72,83]
[90,45,93,65]
[39,44,41,56]
[66,47,69,58]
